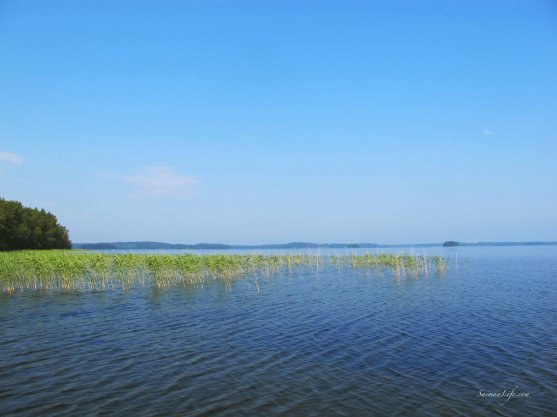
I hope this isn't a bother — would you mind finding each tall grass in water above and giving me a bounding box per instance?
[0,251,447,293]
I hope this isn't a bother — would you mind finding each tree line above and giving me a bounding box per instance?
[0,197,71,250]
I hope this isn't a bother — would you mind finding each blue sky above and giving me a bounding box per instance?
[1,0,556,244]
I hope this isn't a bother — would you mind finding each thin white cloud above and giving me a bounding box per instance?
[482,129,495,136]
[116,166,196,197]
[0,151,23,164]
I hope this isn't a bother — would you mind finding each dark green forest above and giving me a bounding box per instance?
[0,198,71,251]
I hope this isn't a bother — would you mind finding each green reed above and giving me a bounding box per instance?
[0,250,447,293]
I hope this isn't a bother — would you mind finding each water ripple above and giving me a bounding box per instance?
[1,252,556,416]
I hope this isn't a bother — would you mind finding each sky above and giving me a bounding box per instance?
[1,0,556,244]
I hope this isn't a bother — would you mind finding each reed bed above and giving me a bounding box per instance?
[0,250,446,293]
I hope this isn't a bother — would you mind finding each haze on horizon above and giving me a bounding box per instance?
[1,0,556,245]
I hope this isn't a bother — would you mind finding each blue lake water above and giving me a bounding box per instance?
[1,247,556,416]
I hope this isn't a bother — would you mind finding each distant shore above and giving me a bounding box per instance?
[72,241,557,250]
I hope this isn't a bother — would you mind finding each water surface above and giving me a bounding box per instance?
[1,247,556,416]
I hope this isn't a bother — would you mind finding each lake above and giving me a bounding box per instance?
[1,246,556,416]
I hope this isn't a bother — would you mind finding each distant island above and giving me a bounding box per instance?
[73,241,557,250]
[442,241,460,247]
